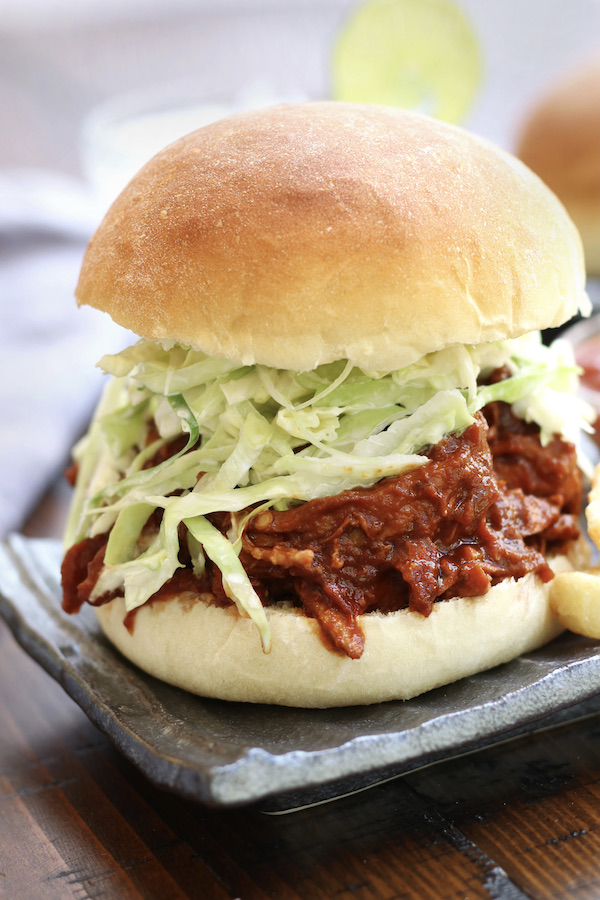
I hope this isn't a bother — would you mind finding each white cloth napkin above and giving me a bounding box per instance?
[0,169,127,535]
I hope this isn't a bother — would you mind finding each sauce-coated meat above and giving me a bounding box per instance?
[61,401,584,658]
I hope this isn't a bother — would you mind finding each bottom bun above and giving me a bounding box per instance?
[95,541,589,707]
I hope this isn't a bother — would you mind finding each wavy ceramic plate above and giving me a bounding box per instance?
[2,533,600,812]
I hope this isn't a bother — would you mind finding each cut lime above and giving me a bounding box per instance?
[331,0,482,124]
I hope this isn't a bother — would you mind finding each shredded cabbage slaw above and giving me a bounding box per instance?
[65,333,593,652]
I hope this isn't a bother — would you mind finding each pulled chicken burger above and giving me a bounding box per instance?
[61,102,593,707]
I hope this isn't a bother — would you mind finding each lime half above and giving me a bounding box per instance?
[331,0,482,124]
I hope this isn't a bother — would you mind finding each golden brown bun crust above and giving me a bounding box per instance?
[76,102,587,372]
[517,57,600,275]
[94,541,588,708]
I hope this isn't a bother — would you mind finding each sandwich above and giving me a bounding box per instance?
[61,102,593,707]
[516,55,600,275]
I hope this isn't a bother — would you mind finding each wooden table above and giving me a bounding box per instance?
[0,480,599,899]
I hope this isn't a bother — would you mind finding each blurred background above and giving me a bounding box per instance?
[1,0,599,535]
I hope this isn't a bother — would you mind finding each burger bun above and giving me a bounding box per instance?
[95,540,588,708]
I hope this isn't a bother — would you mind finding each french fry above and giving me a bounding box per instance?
[550,569,600,639]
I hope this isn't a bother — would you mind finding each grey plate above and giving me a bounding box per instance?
[2,533,600,812]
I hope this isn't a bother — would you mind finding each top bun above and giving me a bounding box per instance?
[76,102,587,372]
[517,56,600,276]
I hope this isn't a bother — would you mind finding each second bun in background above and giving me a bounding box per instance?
[517,55,600,276]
